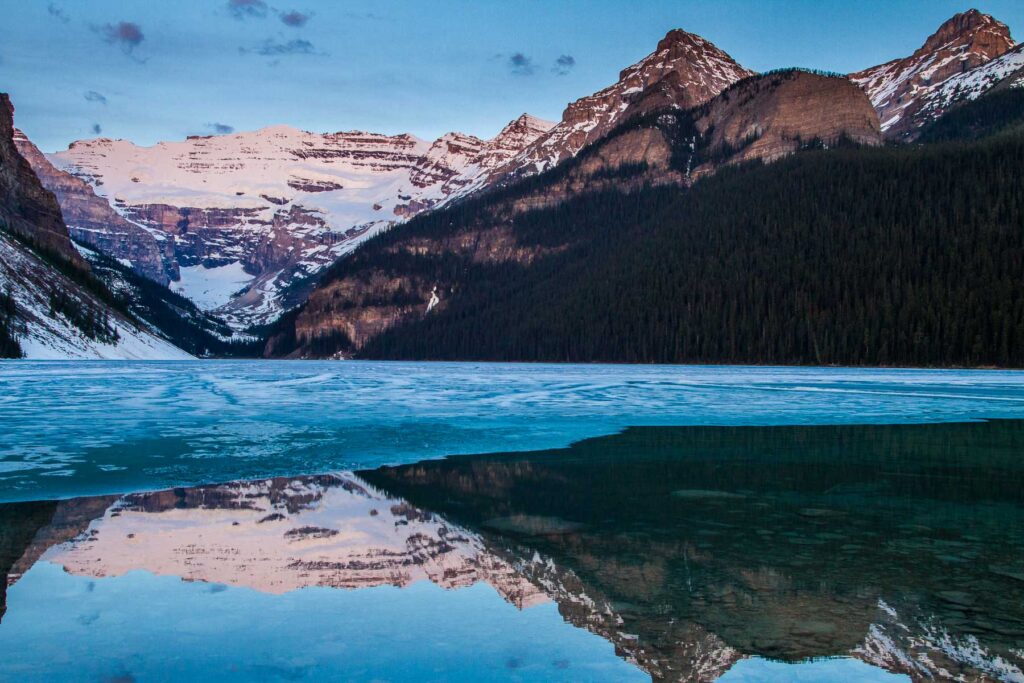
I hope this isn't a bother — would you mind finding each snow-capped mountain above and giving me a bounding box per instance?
[466,28,753,189]
[850,9,1015,139]
[45,115,553,329]
[0,93,189,360]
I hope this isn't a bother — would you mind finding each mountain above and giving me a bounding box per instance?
[0,94,191,360]
[46,115,553,330]
[266,67,883,359]
[850,9,1015,139]
[8,474,547,605]
[13,131,174,286]
[467,28,753,191]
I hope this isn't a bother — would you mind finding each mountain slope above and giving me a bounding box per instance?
[0,93,190,360]
[357,129,1024,367]
[850,9,1015,139]
[913,42,1024,126]
[265,69,884,359]
[47,115,552,329]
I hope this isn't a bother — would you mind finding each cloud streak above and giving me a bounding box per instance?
[508,53,535,76]
[97,21,145,55]
[279,10,310,27]
[227,0,268,19]
[47,3,69,23]
[242,38,323,57]
[552,54,576,75]
[84,91,108,105]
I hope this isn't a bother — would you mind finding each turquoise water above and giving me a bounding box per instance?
[1,361,1022,681]
[2,361,1023,502]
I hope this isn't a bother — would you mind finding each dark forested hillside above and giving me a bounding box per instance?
[359,128,1024,366]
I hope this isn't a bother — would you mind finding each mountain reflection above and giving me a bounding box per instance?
[0,421,1022,681]
[363,421,1024,682]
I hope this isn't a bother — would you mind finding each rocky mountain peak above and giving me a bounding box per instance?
[0,94,86,271]
[469,28,752,188]
[490,113,556,152]
[920,9,1011,55]
[850,9,1015,139]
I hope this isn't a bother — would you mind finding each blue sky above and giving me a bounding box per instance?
[3,1,1024,152]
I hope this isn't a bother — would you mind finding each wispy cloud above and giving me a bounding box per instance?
[96,21,145,56]
[207,122,235,134]
[242,38,323,57]
[84,91,108,105]
[342,12,383,21]
[552,54,576,76]
[508,52,535,76]
[279,10,310,27]
[47,3,69,23]
[227,0,268,19]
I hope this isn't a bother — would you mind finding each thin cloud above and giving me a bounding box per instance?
[279,10,310,27]
[91,124,102,135]
[97,21,144,54]
[84,91,108,105]
[342,12,383,21]
[227,0,268,19]
[552,54,576,76]
[242,38,323,57]
[47,3,69,23]
[508,53,535,76]
[207,123,235,134]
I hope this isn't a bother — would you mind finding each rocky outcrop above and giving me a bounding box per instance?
[13,129,174,285]
[691,70,882,177]
[850,9,1015,140]
[0,94,85,271]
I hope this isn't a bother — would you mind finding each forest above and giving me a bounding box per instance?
[346,89,1024,367]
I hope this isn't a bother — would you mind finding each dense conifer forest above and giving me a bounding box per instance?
[348,91,1024,367]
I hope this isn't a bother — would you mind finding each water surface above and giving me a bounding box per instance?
[1,362,1022,681]
[2,361,1023,502]
[1,421,1022,680]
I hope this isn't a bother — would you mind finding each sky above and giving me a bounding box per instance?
[3,0,1024,152]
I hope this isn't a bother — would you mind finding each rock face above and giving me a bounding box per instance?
[691,71,882,177]
[850,9,1015,139]
[0,94,191,359]
[478,28,753,185]
[0,94,85,271]
[13,129,174,285]
[48,117,553,329]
